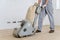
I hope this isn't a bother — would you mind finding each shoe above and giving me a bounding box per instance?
[36,30,41,33]
[49,30,54,33]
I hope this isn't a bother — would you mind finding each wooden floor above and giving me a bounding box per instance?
[0,25,60,40]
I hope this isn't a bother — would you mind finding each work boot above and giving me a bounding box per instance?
[49,30,54,33]
[36,30,41,33]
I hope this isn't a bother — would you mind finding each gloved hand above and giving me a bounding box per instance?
[42,4,47,8]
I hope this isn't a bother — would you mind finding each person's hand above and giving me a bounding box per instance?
[42,4,47,8]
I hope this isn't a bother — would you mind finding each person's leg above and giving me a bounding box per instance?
[46,9,55,33]
[47,11,54,30]
[38,8,46,31]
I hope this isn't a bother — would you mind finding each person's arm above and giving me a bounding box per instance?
[42,0,48,8]
[38,0,41,4]
[45,0,48,5]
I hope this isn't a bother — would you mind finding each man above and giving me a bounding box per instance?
[36,0,55,33]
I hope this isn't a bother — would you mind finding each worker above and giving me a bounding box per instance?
[36,0,55,33]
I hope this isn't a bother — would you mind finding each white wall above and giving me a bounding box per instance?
[56,0,60,9]
[0,0,60,29]
[0,0,37,29]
